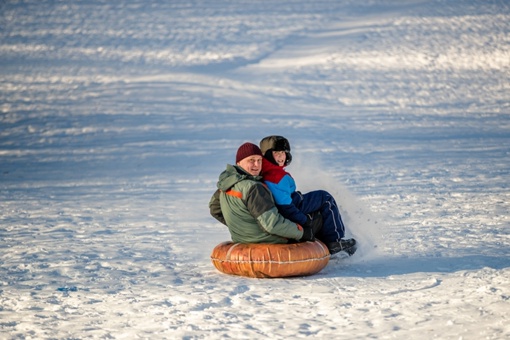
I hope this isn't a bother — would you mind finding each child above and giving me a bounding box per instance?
[259,136,357,256]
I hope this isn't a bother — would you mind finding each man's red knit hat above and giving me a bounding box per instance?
[236,142,263,163]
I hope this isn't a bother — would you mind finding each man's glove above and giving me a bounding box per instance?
[299,224,315,242]
[304,211,323,235]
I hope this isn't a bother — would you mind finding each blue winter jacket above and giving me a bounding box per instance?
[261,158,308,225]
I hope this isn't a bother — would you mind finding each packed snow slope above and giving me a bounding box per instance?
[1,0,509,339]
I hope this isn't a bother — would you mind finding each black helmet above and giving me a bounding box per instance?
[259,135,292,166]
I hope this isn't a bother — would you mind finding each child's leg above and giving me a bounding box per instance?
[293,190,346,242]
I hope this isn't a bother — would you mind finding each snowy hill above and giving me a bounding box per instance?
[1,0,509,338]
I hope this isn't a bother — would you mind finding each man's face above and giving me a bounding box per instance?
[237,155,263,176]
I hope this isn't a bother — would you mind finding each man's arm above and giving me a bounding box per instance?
[245,183,303,240]
[209,189,226,225]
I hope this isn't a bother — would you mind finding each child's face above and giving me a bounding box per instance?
[272,151,286,167]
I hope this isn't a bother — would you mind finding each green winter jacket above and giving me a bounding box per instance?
[209,164,304,244]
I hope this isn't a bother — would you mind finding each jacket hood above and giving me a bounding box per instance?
[217,164,261,191]
[261,157,284,175]
[261,157,289,184]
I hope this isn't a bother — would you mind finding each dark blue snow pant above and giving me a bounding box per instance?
[291,190,346,243]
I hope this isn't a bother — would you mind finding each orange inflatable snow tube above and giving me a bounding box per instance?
[211,240,330,278]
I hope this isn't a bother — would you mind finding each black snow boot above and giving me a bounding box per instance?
[327,238,357,256]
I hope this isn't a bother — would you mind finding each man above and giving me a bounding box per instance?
[209,142,317,244]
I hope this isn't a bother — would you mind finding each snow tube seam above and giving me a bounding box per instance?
[212,257,330,265]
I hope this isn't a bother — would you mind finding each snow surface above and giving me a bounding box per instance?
[1,0,509,338]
